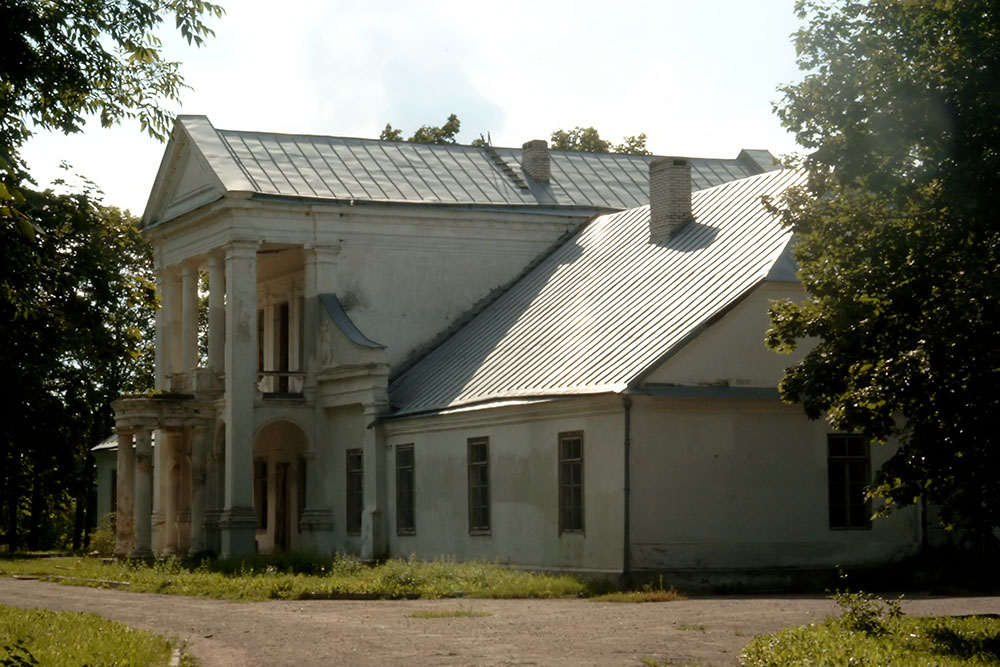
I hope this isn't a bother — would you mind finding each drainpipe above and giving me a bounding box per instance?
[622,394,633,587]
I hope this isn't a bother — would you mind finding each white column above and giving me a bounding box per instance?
[188,423,210,554]
[162,430,181,556]
[131,427,153,558]
[207,253,225,374]
[302,245,339,387]
[154,269,168,391]
[220,240,259,557]
[361,403,387,561]
[162,268,182,387]
[181,262,199,374]
[114,429,134,559]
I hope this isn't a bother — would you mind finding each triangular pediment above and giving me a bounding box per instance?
[141,116,255,228]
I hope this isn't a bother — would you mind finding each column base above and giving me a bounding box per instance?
[219,507,257,558]
[129,546,154,560]
[299,508,335,554]
[361,509,385,561]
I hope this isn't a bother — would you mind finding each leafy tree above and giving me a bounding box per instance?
[549,127,651,155]
[767,0,1000,545]
[380,113,462,145]
[1,0,224,236]
[0,183,156,551]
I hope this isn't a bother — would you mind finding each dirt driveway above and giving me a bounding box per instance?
[2,578,998,666]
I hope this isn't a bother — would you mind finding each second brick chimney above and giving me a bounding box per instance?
[649,157,692,242]
[521,140,550,183]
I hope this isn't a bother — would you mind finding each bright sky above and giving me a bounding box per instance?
[20,0,805,215]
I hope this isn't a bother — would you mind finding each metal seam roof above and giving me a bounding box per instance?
[186,117,780,211]
[388,168,806,416]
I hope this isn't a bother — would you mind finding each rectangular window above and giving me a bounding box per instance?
[254,458,268,530]
[827,434,871,529]
[468,438,490,534]
[346,449,363,535]
[559,432,584,533]
[396,445,415,535]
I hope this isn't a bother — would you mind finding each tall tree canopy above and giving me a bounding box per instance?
[0,186,156,551]
[549,127,651,155]
[767,0,1000,545]
[380,113,463,145]
[379,115,651,154]
[1,0,224,235]
[0,0,222,549]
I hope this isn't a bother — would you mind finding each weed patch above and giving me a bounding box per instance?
[408,608,491,618]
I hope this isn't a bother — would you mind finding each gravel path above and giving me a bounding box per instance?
[2,578,998,666]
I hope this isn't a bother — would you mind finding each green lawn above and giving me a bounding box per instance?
[740,590,1000,666]
[0,553,587,601]
[0,604,180,666]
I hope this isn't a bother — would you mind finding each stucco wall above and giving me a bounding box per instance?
[383,397,625,572]
[628,395,921,570]
[643,281,809,388]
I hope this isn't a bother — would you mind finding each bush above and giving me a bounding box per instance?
[88,513,115,557]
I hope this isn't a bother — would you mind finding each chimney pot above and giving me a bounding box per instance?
[649,157,692,242]
[521,140,550,183]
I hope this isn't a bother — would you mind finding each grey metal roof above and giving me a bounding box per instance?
[388,168,806,416]
[176,116,778,210]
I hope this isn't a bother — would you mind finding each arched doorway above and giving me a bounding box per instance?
[253,420,308,553]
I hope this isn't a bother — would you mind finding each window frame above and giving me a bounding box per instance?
[558,431,584,534]
[467,437,490,535]
[345,448,363,536]
[396,444,416,536]
[827,434,872,530]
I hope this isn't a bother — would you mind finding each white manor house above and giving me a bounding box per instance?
[101,116,923,579]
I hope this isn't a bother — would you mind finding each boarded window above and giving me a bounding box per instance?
[559,432,584,533]
[396,445,415,535]
[467,438,490,534]
[346,449,363,535]
[828,434,871,529]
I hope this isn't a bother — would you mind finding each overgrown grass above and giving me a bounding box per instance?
[0,554,587,601]
[0,603,180,666]
[591,587,686,603]
[740,588,1000,666]
[590,576,686,603]
[408,608,492,618]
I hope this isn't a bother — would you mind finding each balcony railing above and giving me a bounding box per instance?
[257,371,305,397]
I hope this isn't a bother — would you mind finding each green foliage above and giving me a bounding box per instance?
[1,0,224,234]
[739,612,1000,666]
[380,114,462,145]
[0,604,176,666]
[88,514,116,557]
[829,586,902,637]
[0,555,587,601]
[767,0,1000,543]
[549,127,651,154]
[0,187,156,552]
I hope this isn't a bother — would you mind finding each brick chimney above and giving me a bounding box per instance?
[649,157,692,242]
[521,140,550,183]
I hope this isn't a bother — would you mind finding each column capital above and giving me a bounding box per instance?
[226,239,261,260]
